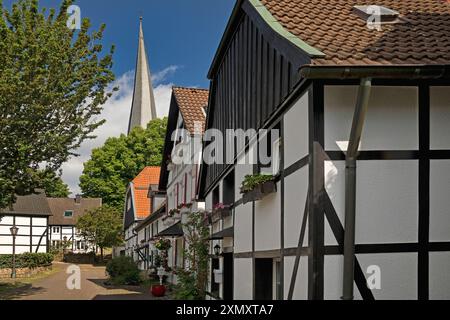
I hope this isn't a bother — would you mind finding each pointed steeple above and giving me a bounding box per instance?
[128,17,157,135]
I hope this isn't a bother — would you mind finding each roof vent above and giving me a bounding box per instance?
[353,5,400,23]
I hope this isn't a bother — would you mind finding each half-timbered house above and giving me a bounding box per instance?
[136,87,209,282]
[199,0,450,300]
[47,196,102,253]
[0,191,51,254]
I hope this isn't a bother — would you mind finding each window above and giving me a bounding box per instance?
[212,186,220,208]
[223,170,235,206]
[64,210,73,218]
[53,227,60,233]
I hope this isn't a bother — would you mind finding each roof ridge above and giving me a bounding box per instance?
[172,86,209,91]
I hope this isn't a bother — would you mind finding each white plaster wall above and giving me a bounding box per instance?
[234,258,253,299]
[234,203,252,253]
[430,87,450,150]
[324,86,418,151]
[429,252,450,300]
[325,160,418,245]
[284,166,309,248]
[284,256,308,300]
[1,216,13,225]
[254,182,281,251]
[32,217,47,226]
[430,160,450,242]
[324,255,362,300]
[283,92,309,168]
[357,253,417,300]
[16,217,30,225]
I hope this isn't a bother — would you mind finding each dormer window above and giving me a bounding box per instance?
[64,210,73,218]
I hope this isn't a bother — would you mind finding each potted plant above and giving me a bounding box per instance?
[151,266,167,297]
[240,174,276,204]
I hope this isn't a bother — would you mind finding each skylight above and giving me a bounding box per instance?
[353,5,400,23]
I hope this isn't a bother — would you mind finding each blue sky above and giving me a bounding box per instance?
[3,0,235,194]
[4,0,235,88]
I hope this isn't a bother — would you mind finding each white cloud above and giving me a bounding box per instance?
[151,65,179,85]
[61,67,177,195]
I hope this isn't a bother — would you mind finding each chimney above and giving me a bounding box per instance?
[75,194,82,204]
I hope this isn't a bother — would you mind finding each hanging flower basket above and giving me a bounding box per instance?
[178,202,192,215]
[241,174,277,204]
[168,208,181,219]
[154,238,172,251]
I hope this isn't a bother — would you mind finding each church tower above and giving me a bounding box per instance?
[128,17,157,135]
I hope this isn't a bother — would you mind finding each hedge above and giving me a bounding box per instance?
[0,253,54,269]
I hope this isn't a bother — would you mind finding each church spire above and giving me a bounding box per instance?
[128,17,157,135]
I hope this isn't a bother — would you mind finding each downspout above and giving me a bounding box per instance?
[341,78,372,300]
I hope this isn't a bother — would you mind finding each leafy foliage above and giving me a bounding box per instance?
[0,253,53,269]
[76,206,123,259]
[154,238,171,251]
[0,0,116,208]
[106,256,141,285]
[173,269,200,300]
[33,169,70,198]
[240,174,275,193]
[79,118,167,212]
[173,212,210,300]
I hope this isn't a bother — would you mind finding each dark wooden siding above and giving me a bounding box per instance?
[203,12,304,193]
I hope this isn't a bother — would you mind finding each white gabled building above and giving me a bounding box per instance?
[47,196,102,253]
[0,191,51,254]
[198,0,450,300]
[135,87,209,281]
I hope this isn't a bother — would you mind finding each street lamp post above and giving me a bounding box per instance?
[10,225,19,279]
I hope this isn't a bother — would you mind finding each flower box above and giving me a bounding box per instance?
[212,203,233,220]
[242,180,277,204]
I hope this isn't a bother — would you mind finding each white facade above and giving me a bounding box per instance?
[0,215,48,254]
[203,83,450,300]
[48,225,91,253]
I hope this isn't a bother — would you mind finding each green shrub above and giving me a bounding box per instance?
[0,253,53,269]
[173,269,202,300]
[106,256,141,285]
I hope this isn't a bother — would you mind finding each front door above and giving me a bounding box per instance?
[223,253,233,300]
[255,258,273,300]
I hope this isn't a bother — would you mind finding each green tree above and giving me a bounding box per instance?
[76,205,123,260]
[0,0,116,209]
[80,118,167,212]
[34,169,70,198]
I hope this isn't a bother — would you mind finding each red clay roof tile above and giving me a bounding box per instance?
[261,0,450,66]
[132,167,160,219]
[172,87,209,134]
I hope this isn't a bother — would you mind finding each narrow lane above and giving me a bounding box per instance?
[16,262,159,300]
